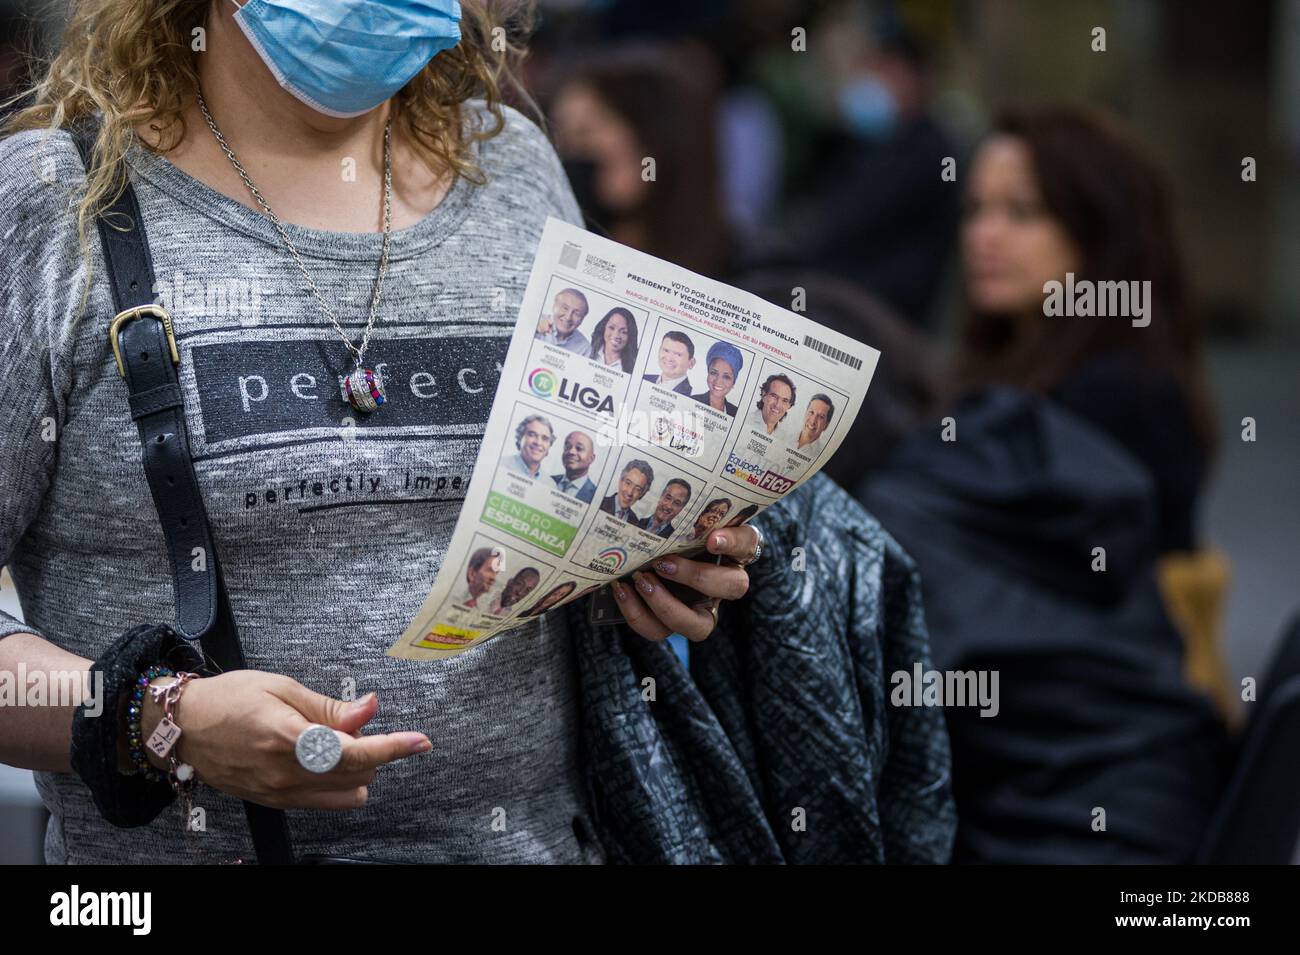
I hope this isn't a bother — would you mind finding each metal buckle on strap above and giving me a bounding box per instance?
[109,304,179,378]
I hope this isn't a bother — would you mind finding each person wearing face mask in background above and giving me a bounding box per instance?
[779,26,960,327]
[549,44,734,280]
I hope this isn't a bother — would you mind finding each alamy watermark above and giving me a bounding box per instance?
[0,665,103,716]
[890,663,999,718]
[1043,272,1151,327]
[50,885,151,934]
[154,270,262,324]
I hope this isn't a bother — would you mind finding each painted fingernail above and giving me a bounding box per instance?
[654,558,676,575]
[611,582,627,600]
[633,571,654,595]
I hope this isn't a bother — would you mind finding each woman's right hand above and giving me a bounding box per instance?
[145,671,430,811]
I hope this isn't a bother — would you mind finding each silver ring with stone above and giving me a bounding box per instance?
[295,723,342,774]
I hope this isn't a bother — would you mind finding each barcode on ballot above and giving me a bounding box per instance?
[803,334,862,370]
[559,243,581,269]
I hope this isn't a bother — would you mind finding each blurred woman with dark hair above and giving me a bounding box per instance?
[859,105,1230,864]
[955,104,1216,554]
[549,44,731,279]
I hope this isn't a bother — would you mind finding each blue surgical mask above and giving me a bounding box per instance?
[230,0,462,118]
[837,74,899,139]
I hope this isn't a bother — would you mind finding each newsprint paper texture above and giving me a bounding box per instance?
[389,217,881,660]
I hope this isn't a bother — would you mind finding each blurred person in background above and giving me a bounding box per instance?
[858,104,1230,864]
[954,105,1217,556]
[548,43,733,279]
[951,106,1234,716]
[528,0,787,244]
[778,23,960,325]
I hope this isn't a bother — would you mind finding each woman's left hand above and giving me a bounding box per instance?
[611,525,761,642]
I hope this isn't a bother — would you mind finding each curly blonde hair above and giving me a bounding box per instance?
[2,0,540,278]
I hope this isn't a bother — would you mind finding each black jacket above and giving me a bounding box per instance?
[859,389,1229,863]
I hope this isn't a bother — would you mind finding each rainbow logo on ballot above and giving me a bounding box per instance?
[594,547,629,572]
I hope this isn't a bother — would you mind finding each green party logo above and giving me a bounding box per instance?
[528,367,558,397]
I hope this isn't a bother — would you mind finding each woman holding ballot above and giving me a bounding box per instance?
[0,0,766,865]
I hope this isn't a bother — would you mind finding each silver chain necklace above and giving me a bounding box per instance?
[196,89,392,413]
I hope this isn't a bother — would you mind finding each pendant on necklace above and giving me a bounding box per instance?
[339,365,385,414]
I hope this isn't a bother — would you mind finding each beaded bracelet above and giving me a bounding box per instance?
[71,623,206,828]
[147,672,198,787]
[125,665,175,782]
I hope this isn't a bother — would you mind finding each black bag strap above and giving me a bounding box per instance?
[70,120,296,865]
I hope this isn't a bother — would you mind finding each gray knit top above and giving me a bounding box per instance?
[0,100,605,863]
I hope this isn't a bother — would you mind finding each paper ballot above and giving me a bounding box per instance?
[389,218,880,659]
